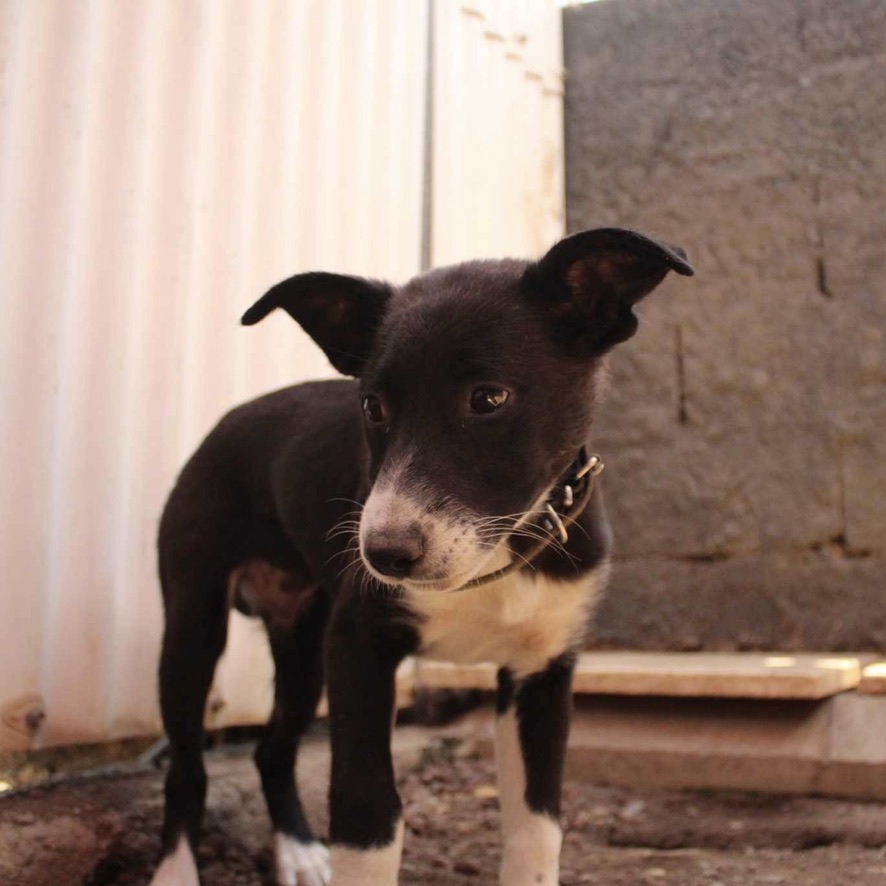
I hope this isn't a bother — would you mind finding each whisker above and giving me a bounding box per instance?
[334,560,358,582]
[471,509,539,527]
[327,497,365,509]
[325,524,362,542]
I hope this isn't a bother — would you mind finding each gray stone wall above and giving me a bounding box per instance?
[564,0,885,649]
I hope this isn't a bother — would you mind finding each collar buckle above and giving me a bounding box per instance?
[543,503,569,544]
[543,448,604,546]
[574,448,605,481]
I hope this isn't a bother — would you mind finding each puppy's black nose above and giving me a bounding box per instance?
[364,527,424,579]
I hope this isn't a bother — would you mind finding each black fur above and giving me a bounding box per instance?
[153,228,693,879]
[505,656,576,818]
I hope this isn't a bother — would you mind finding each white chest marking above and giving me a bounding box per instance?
[148,836,199,886]
[407,564,608,678]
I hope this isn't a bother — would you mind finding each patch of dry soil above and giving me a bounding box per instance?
[2,729,886,885]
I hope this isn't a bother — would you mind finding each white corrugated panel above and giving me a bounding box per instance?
[0,0,563,750]
[0,0,428,750]
[432,0,565,265]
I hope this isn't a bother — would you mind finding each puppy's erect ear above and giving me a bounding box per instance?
[242,272,392,377]
[524,228,695,354]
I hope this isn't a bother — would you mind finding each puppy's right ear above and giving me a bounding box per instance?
[242,272,392,377]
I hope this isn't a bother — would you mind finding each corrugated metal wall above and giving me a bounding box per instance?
[433,0,565,264]
[0,0,564,751]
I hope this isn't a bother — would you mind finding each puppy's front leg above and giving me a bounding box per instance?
[326,602,412,886]
[495,657,574,886]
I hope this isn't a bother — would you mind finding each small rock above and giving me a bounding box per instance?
[453,858,480,876]
[455,740,479,759]
[620,799,647,820]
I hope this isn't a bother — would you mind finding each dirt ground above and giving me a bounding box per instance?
[3,726,886,886]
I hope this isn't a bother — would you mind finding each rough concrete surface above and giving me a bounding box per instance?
[5,729,886,886]
[563,0,886,650]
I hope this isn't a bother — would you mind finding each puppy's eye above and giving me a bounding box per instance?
[362,395,386,424]
[469,386,510,415]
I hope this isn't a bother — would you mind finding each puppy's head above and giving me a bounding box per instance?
[243,229,694,592]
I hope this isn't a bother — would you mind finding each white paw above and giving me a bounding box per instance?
[148,836,200,886]
[274,834,332,886]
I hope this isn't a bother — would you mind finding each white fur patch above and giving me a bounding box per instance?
[495,708,562,886]
[409,564,608,677]
[148,836,199,886]
[360,472,484,589]
[274,834,331,886]
[330,818,404,886]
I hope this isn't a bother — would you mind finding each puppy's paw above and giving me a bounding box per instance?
[274,834,331,886]
[148,836,200,886]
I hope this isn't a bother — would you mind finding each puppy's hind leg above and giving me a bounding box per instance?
[256,590,330,886]
[151,572,229,886]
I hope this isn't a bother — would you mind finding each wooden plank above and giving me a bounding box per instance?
[570,652,861,700]
[414,660,498,691]
[858,662,886,694]
[413,653,864,700]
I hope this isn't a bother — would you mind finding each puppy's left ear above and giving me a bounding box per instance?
[242,272,392,377]
[524,228,695,354]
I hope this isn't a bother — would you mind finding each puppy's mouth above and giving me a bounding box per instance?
[358,525,515,594]
[357,484,554,593]
[361,559,494,595]
[377,557,502,595]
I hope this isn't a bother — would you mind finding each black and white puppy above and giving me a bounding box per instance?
[149,228,694,886]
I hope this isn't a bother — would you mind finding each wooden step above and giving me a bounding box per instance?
[858,662,886,695]
[413,652,864,700]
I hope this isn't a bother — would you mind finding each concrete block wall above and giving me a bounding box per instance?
[563,0,886,650]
